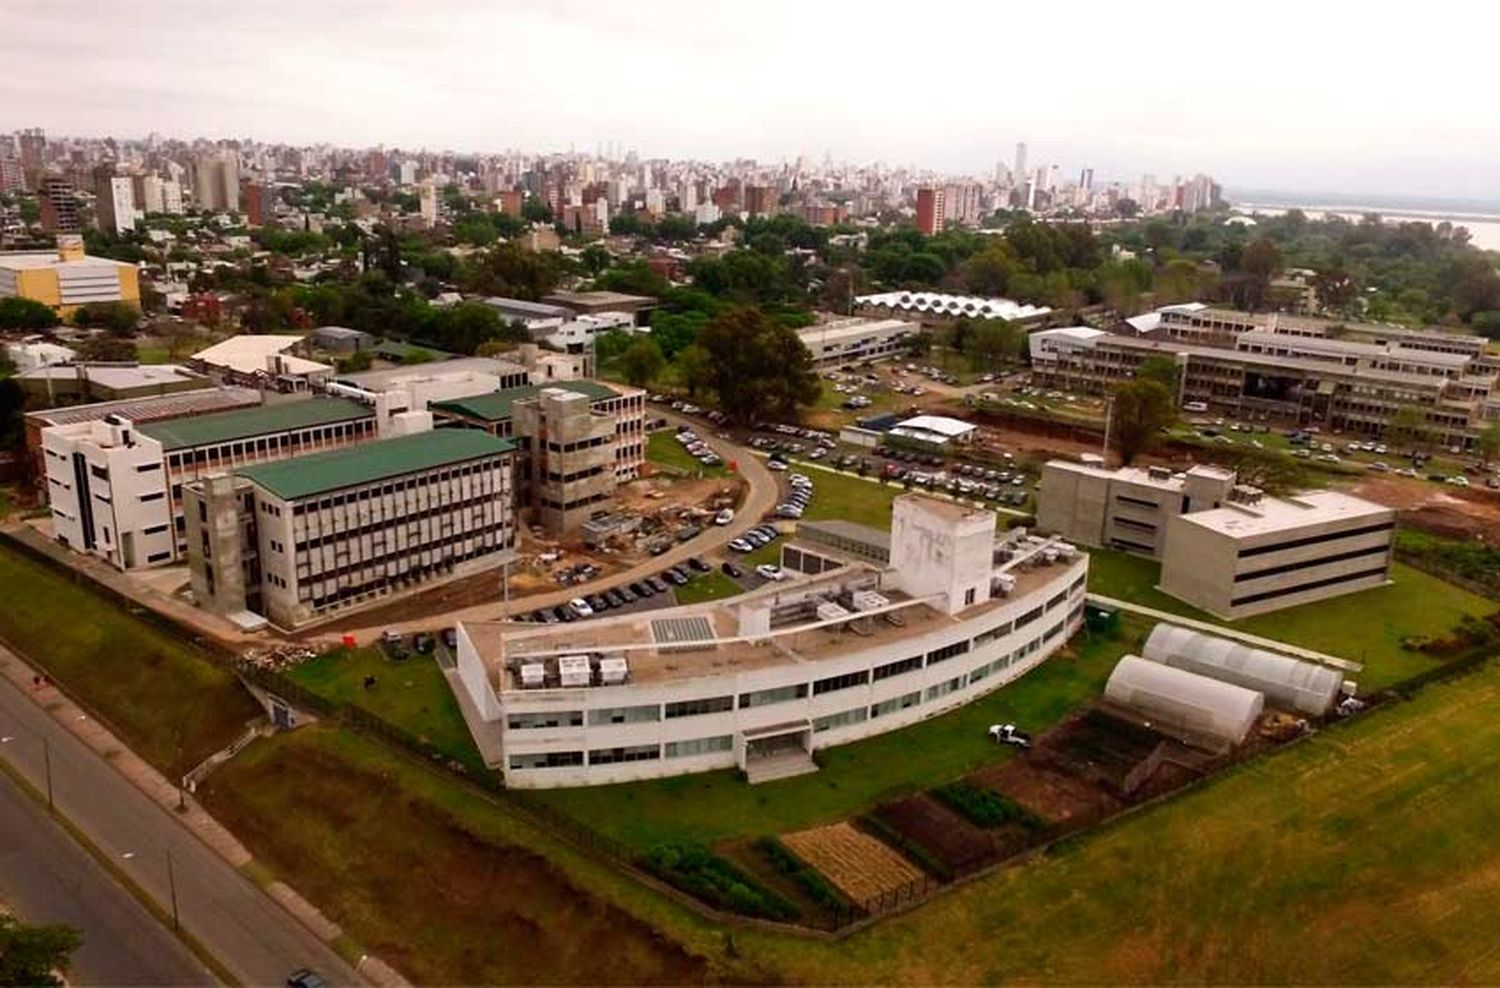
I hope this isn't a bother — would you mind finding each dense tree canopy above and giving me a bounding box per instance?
[694,308,820,425]
[0,915,81,988]
[0,296,59,330]
[1111,379,1176,466]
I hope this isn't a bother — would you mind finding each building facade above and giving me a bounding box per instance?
[0,239,141,315]
[451,496,1090,788]
[796,316,912,366]
[42,415,176,569]
[186,429,517,629]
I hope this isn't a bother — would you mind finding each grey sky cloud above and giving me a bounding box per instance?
[3,0,1498,199]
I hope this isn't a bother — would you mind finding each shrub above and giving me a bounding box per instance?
[755,837,846,909]
[933,781,1043,832]
[644,842,798,920]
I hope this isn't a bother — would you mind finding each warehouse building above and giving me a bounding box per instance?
[1140,624,1343,716]
[185,428,517,629]
[17,363,210,404]
[451,496,1090,788]
[0,237,140,316]
[1103,655,1264,748]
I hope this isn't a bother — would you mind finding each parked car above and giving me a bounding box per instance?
[287,970,330,988]
[604,588,626,607]
[646,576,669,594]
[554,605,575,623]
[663,568,689,586]
[987,723,1031,748]
[756,564,787,582]
[687,556,711,573]
[721,561,744,578]
[729,537,754,552]
[714,508,735,526]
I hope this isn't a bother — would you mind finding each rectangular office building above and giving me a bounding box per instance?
[186,430,517,629]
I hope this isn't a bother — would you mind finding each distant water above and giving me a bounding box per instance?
[1224,189,1500,252]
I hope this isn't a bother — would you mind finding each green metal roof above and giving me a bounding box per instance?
[430,380,621,423]
[138,397,372,451]
[237,430,515,501]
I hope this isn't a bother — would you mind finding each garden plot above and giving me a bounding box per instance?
[781,822,925,904]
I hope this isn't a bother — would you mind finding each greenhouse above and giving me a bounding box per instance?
[1141,623,1343,716]
[1104,655,1265,746]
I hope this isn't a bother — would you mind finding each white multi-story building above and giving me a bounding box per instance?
[186,428,517,629]
[451,496,1090,787]
[42,415,176,569]
[796,316,912,366]
[40,397,379,569]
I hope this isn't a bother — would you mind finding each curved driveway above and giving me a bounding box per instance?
[326,412,781,643]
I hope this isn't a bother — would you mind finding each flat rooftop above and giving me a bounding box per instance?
[473,553,1080,691]
[0,250,134,272]
[25,386,260,428]
[1046,460,1234,492]
[481,296,572,318]
[431,380,624,423]
[191,335,330,376]
[337,356,525,393]
[137,396,372,450]
[1175,489,1393,539]
[797,317,910,342]
[541,290,657,309]
[19,363,205,390]
[237,429,516,501]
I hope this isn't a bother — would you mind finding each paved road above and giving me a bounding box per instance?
[332,413,784,640]
[0,675,360,987]
[0,769,212,986]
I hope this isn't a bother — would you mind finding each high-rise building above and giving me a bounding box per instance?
[18,129,46,177]
[1079,167,1094,191]
[38,175,80,234]
[418,181,438,226]
[94,170,137,235]
[744,184,778,217]
[1013,142,1028,189]
[0,156,21,194]
[915,186,945,236]
[243,181,275,226]
[193,152,240,213]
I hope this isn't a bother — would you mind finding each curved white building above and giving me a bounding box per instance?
[451,496,1090,788]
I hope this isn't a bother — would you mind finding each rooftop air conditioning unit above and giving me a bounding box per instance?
[850,590,889,612]
[519,663,545,688]
[598,656,629,685]
[992,572,1017,596]
[557,655,591,688]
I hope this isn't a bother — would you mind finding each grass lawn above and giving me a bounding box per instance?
[798,468,904,531]
[0,486,12,520]
[286,647,479,765]
[0,545,262,776]
[673,570,741,605]
[134,343,174,364]
[527,614,1149,850]
[646,431,727,478]
[1086,549,1493,690]
[198,726,717,986]
[732,656,1500,984]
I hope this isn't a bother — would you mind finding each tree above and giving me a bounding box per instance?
[670,343,712,398]
[424,301,507,354]
[1387,404,1437,451]
[74,335,138,362]
[961,319,1023,371]
[1136,356,1182,396]
[1471,311,1500,340]
[337,350,373,373]
[0,915,81,987]
[1477,422,1500,466]
[520,196,553,224]
[1239,237,1283,310]
[694,308,820,424]
[0,296,60,330]
[617,338,667,387]
[1110,379,1176,466]
[71,302,140,335]
[1114,198,1141,218]
[1312,265,1359,313]
[580,243,612,276]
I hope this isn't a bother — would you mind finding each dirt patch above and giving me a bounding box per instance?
[1352,475,1500,543]
[201,735,711,986]
[972,758,1125,829]
[872,794,997,874]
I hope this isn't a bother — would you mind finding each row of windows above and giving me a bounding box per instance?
[1230,565,1389,608]
[1237,521,1395,559]
[296,522,510,584]
[291,459,506,518]
[167,421,377,474]
[305,538,507,610]
[1235,544,1390,583]
[294,493,505,553]
[508,734,734,771]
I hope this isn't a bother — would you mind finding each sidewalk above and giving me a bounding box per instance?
[0,643,410,987]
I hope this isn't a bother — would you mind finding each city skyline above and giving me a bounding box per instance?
[5,0,1499,201]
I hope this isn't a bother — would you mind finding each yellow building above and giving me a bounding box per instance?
[0,236,141,316]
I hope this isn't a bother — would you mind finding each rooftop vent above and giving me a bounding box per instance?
[598,656,629,685]
[519,663,545,688]
[557,655,591,688]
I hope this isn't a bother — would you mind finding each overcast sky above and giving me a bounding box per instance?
[5,0,1499,201]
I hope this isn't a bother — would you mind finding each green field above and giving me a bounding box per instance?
[1086,549,1493,690]
[0,544,262,776]
[527,615,1148,849]
[673,570,741,605]
[286,647,479,764]
[199,727,716,986]
[797,468,903,530]
[647,431,727,477]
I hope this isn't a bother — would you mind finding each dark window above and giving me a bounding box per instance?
[873,655,923,681]
[926,640,970,665]
[1235,544,1390,582]
[812,670,869,695]
[664,695,734,719]
[1237,522,1395,559]
[1231,566,1389,607]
